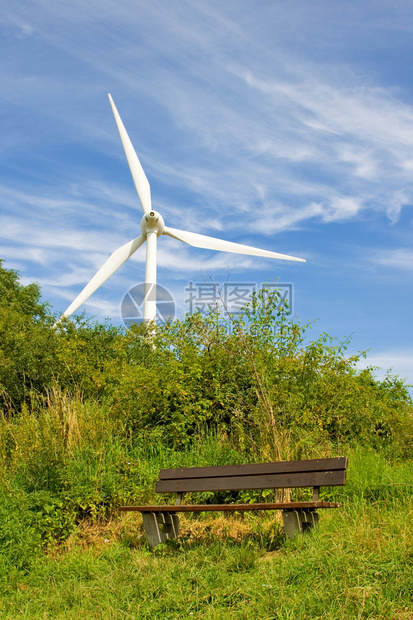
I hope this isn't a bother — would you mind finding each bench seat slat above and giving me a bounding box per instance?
[158,457,347,480]
[155,469,346,493]
[119,501,341,513]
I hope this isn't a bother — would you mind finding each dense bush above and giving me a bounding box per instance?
[106,287,413,459]
[0,259,412,456]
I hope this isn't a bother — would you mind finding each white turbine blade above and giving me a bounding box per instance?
[163,226,305,262]
[108,94,151,213]
[56,234,146,323]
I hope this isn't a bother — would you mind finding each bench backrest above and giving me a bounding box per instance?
[155,457,348,494]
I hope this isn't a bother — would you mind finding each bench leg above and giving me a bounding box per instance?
[141,512,180,549]
[282,509,320,540]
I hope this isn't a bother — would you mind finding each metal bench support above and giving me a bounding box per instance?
[282,509,320,540]
[142,512,180,549]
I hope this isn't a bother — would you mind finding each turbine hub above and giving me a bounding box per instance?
[141,210,165,237]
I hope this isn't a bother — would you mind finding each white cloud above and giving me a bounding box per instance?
[358,350,413,388]
[324,197,362,222]
[370,249,413,271]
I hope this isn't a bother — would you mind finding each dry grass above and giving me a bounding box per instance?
[175,512,282,544]
[54,510,284,556]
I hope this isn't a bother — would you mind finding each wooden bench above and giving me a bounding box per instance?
[119,456,348,548]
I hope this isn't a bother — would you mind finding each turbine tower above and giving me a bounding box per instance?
[56,95,305,325]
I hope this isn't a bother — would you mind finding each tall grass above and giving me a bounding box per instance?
[1,387,412,619]
[1,429,412,619]
[1,470,412,619]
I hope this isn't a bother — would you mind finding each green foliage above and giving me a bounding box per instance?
[341,446,413,503]
[0,492,39,573]
[1,260,411,459]
[54,318,127,399]
[0,259,412,577]
[0,489,66,573]
[0,261,57,412]
[0,259,49,320]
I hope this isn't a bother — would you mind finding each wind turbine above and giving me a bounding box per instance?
[56,94,305,325]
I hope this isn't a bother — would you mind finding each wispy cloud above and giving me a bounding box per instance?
[369,249,413,271]
[358,349,413,387]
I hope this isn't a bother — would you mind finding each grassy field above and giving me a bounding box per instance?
[1,262,413,618]
[1,450,412,620]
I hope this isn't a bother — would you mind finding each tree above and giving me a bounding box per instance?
[0,261,56,413]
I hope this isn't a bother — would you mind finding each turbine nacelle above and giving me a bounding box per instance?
[141,210,165,237]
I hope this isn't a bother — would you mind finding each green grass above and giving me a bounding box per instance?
[1,450,412,619]
[2,265,413,617]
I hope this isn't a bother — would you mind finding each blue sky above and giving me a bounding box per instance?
[1,1,413,389]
